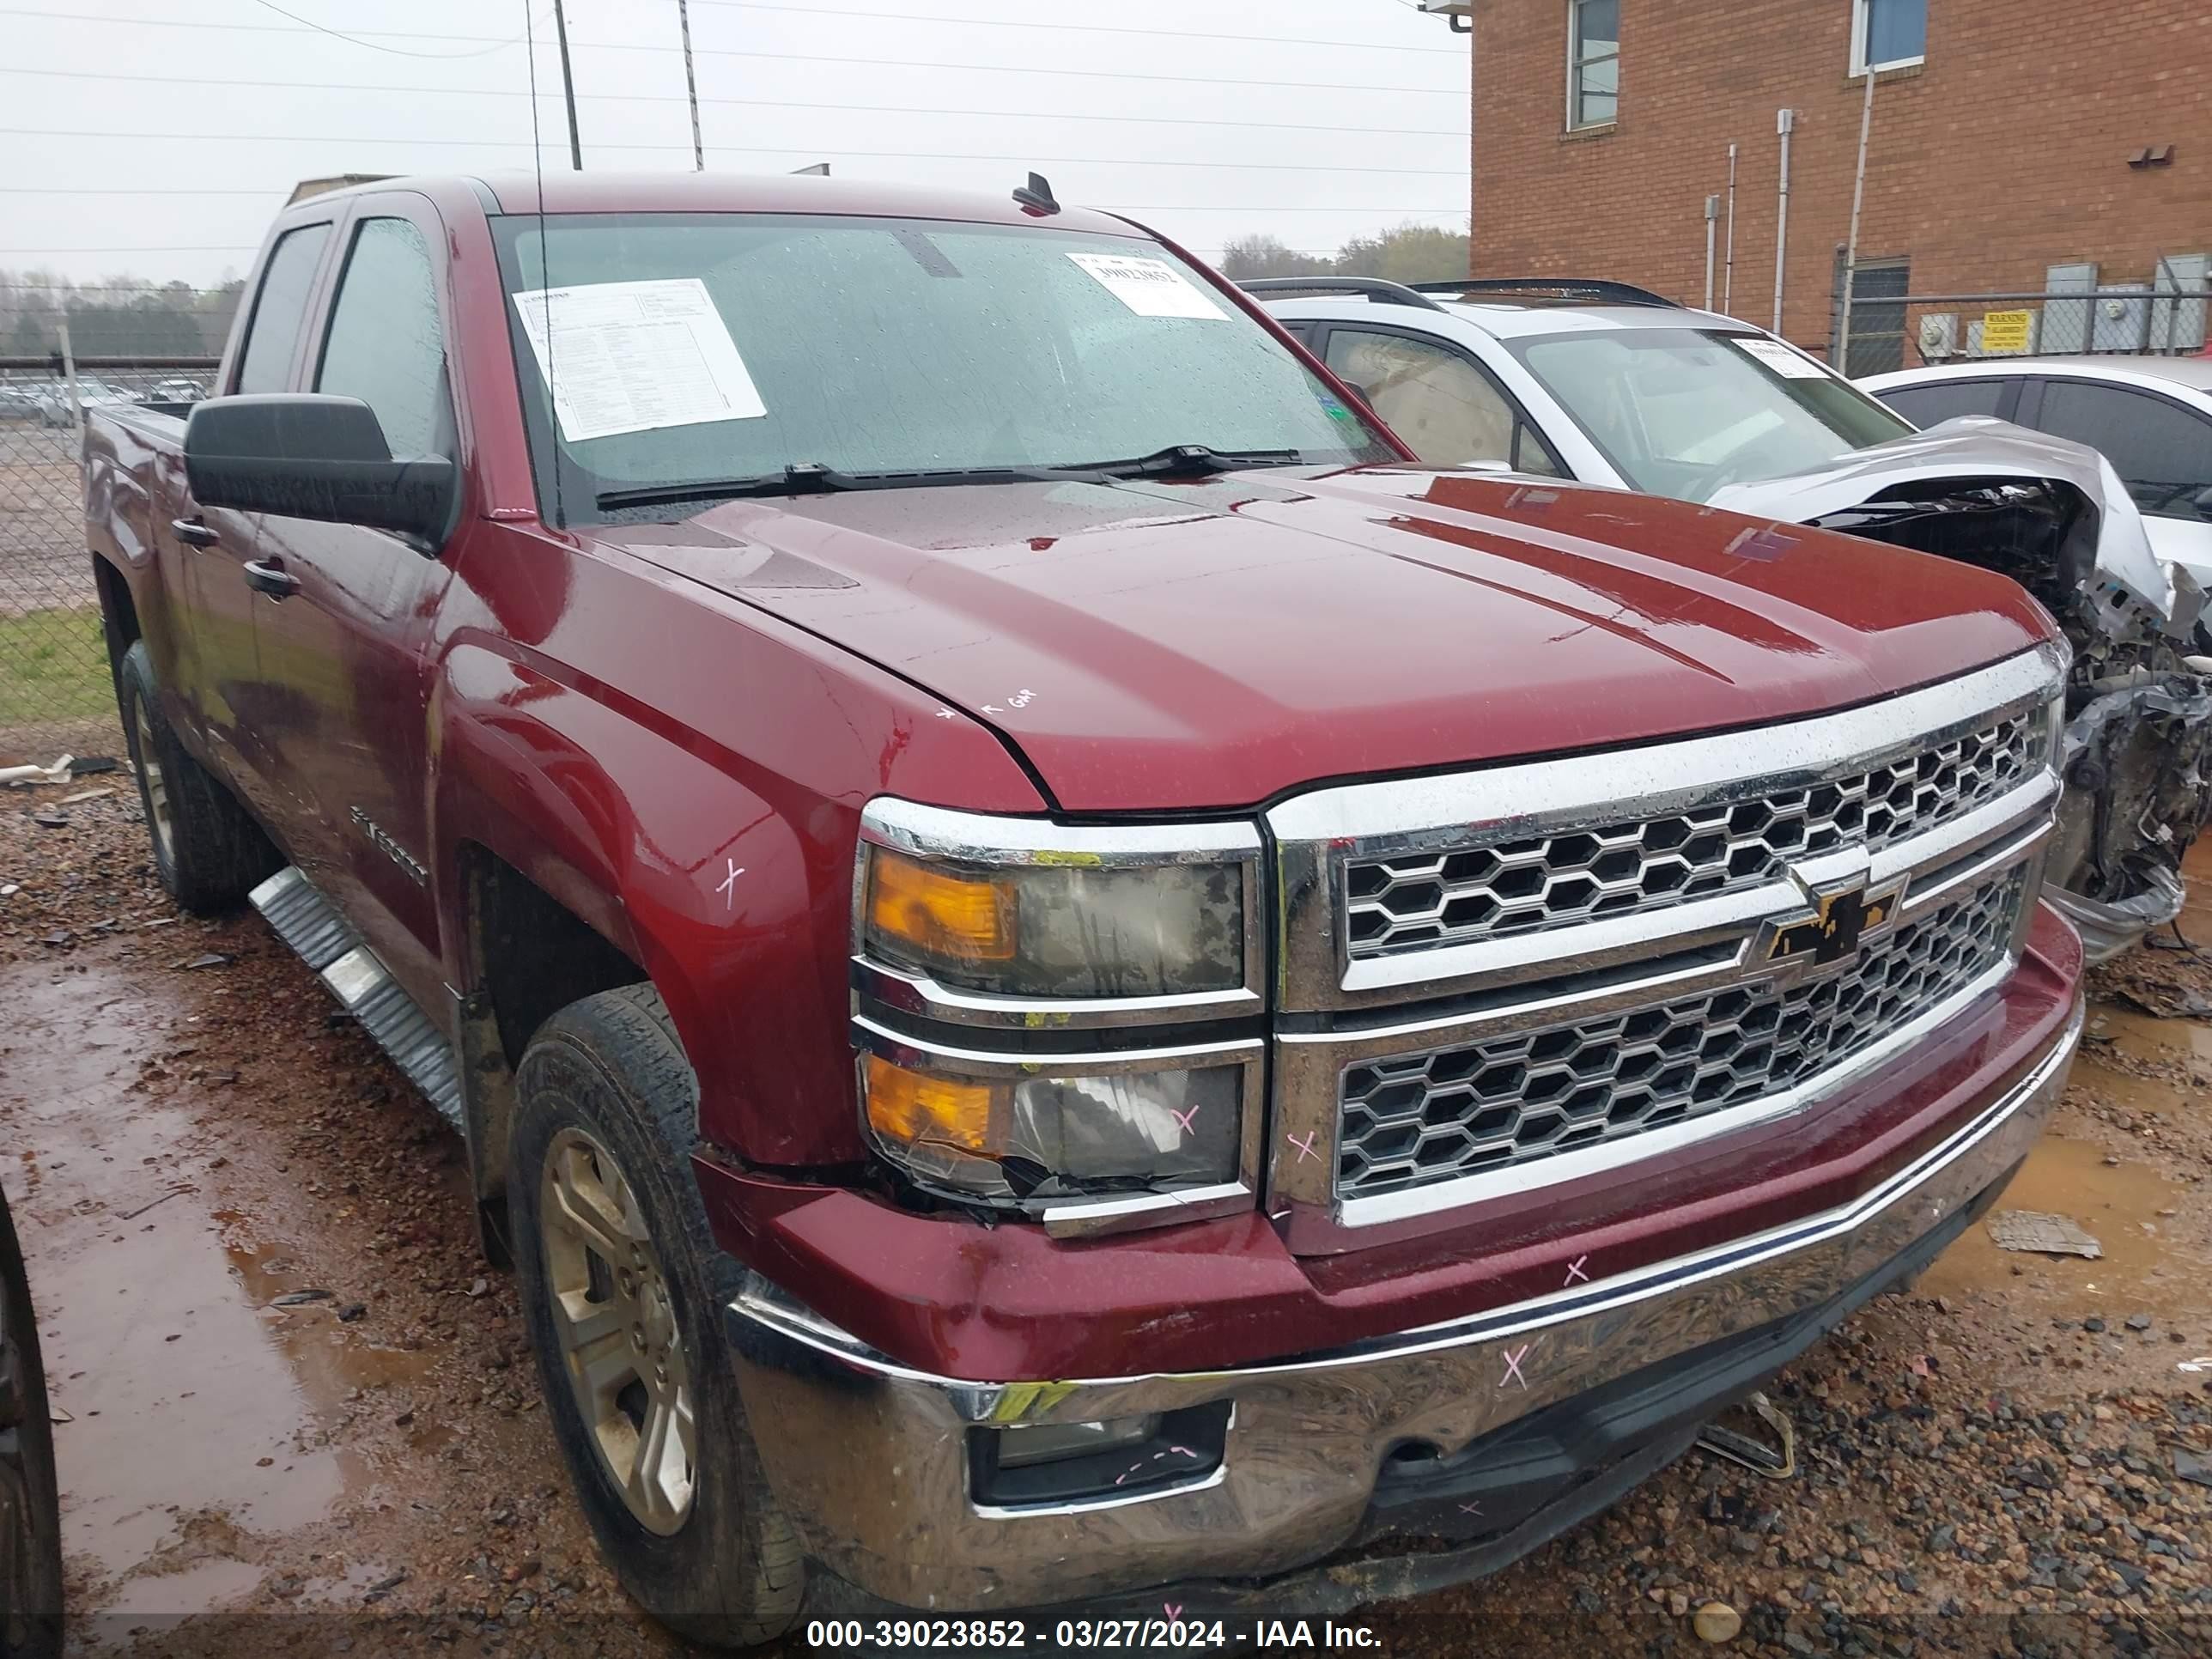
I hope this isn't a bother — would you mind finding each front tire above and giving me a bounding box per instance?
[117,640,278,915]
[508,986,803,1649]
[0,1186,64,1659]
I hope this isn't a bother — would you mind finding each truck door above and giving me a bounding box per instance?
[246,196,459,998]
[170,218,335,814]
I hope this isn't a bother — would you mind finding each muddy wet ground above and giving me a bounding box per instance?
[3,781,2210,1657]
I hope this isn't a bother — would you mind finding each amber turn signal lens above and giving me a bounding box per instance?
[866,848,1017,964]
[864,1054,1005,1152]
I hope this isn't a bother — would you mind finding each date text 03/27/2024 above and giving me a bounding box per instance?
[804,1617,1386,1650]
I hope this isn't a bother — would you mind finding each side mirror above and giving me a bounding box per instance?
[184,393,459,552]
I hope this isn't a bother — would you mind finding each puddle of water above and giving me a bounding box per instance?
[0,958,429,1607]
[97,1558,263,1620]
[1919,1129,2209,1319]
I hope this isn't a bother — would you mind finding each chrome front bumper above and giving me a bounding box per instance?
[724,999,2080,1613]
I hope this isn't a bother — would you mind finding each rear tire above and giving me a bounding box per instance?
[117,641,279,915]
[508,985,804,1650]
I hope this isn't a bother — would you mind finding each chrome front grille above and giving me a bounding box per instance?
[1264,645,2069,1230]
[1346,710,2040,958]
[1335,868,2027,1200]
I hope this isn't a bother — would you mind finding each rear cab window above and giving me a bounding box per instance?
[233,222,334,395]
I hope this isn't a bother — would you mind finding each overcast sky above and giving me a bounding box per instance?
[3,0,1470,290]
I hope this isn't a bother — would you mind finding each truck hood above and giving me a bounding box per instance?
[593,466,2054,811]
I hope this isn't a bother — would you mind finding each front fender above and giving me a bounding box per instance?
[427,554,1046,1170]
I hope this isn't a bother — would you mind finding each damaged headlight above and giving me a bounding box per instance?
[851,800,1263,1233]
[860,1052,1249,1200]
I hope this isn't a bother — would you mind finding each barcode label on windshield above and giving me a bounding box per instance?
[1066,252,1227,320]
[1732,337,1828,380]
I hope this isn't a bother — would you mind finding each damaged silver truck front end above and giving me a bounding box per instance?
[1716,419,2212,962]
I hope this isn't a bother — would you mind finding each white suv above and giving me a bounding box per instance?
[1249,277,1916,502]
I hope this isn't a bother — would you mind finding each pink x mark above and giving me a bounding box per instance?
[1501,1343,1531,1390]
[1164,1603,1182,1622]
[1170,1103,1201,1135]
[1286,1130,1320,1164]
[1458,1500,1483,1517]
[1565,1255,1589,1285]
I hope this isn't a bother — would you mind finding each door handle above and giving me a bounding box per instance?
[172,517,219,548]
[242,558,300,599]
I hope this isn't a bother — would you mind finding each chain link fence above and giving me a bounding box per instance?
[1834,276,2212,377]
[0,282,236,763]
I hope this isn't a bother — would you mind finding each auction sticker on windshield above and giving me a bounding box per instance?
[511,278,769,441]
[1066,252,1227,320]
[1730,337,1827,380]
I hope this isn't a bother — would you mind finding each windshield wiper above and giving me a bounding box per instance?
[1074,444,1306,480]
[594,460,1091,512]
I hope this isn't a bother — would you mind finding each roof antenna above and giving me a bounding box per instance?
[523,0,564,529]
[1012,172,1060,216]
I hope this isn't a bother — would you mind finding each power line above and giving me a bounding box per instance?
[684,0,1462,54]
[0,9,1462,94]
[240,0,548,58]
[0,126,691,151]
[0,146,1465,179]
[0,68,1466,137]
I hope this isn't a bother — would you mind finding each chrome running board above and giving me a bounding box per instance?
[249,867,465,1131]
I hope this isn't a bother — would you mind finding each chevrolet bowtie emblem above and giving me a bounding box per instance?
[1767,881,1902,969]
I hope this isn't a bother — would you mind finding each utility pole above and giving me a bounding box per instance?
[678,0,704,170]
[1836,65,1878,374]
[553,0,583,170]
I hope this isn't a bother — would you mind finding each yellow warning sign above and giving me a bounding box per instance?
[1981,310,2033,354]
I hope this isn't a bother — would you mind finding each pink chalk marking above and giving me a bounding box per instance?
[1501,1343,1531,1391]
[714,859,745,909]
[1170,1445,1195,1457]
[1287,1130,1320,1164]
[1565,1255,1589,1285]
[1171,1103,1201,1135]
[1459,1501,1483,1516]
[1164,1604,1182,1622]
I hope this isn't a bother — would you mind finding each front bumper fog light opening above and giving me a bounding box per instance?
[969,1401,1231,1510]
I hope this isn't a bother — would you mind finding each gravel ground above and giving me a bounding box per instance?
[2,777,2209,1658]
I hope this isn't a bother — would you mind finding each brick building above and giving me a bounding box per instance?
[1455,0,2212,370]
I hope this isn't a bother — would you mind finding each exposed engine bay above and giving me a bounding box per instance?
[1715,420,2212,961]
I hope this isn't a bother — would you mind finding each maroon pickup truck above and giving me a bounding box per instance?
[82,173,2082,1642]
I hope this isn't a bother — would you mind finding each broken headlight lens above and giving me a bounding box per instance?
[860,842,1250,999]
[861,1054,1244,1200]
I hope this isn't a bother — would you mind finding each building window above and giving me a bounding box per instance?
[1851,0,1925,75]
[1567,0,1618,130]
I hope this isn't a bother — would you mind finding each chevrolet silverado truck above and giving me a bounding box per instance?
[81,173,2084,1644]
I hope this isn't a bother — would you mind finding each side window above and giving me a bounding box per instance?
[2034,380,2212,522]
[1567,0,1619,129]
[1324,329,1527,469]
[315,217,450,461]
[1879,380,2008,427]
[234,223,332,394]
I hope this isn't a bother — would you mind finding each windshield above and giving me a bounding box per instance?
[490,212,1394,521]
[1508,327,1912,502]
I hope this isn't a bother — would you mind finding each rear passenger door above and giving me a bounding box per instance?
[1311,324,1562,476]
[247,195,461,994]
[169,218,335,802]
